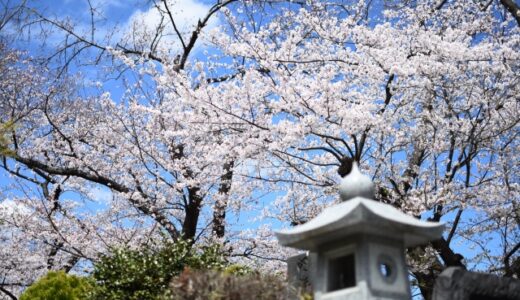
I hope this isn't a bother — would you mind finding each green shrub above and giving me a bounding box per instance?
[90,239,226,300]
[20,271,92,300]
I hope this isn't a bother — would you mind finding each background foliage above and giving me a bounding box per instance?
[169,268,297,300]
[90,239,226,300]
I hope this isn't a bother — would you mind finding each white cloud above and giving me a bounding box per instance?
[90,0,126,8]
[63,0,126,14]
[87,186,113,204]
[0,199,30,216]
[124,0,220,54]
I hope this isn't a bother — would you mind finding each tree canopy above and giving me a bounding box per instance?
[0,0,519,299]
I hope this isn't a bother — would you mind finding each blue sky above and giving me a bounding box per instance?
[14,0,221,60]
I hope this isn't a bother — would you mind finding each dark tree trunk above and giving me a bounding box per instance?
[182,186,203,241]
[212,161,234,238]
[410,238,466,300]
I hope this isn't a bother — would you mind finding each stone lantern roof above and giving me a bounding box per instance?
[275,196,445,251]
[276,162,445,251]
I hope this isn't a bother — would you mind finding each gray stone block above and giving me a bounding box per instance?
[433,267,520,300]
[287,253,311,289]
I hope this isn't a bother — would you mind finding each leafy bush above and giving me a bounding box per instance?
[169,268,305,300]
[20,271,92,300]
[90,239,226,300]
[222,264,253,276]
[0,121,16,157]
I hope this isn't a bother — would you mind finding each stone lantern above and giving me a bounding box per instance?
[276,162,444,300]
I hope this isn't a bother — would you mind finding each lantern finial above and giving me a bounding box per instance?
[339,161,375,201]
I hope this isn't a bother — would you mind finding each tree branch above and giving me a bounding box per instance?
[0,286,17,300]
[500,0,520,27]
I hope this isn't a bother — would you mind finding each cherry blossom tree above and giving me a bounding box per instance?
[202,1,520,297]
[0,42,173,298]
[1,0,519,299]
[1,1,271,298]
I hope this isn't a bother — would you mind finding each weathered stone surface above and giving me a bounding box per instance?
[433,267,520,300]
[287,253,312,299]
[287,253,311,288]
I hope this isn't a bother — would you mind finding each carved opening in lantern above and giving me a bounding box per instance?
[327,253,356,292]
[377,254,397,284]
